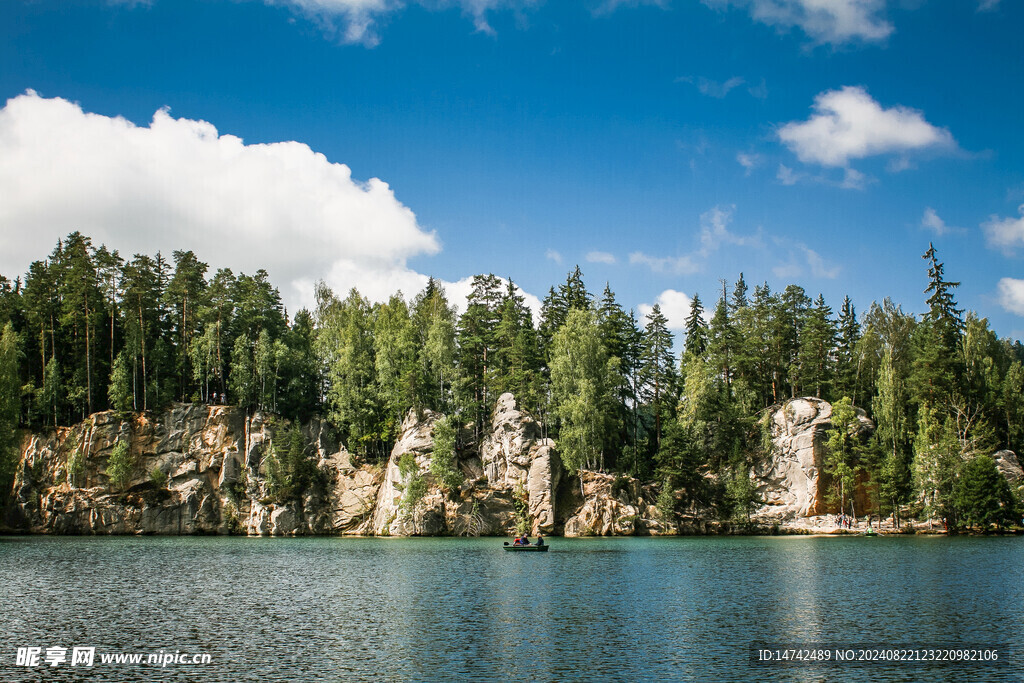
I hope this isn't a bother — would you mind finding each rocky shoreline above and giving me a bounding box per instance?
[3,393,1021,537]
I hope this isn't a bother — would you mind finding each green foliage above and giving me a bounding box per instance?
[823,397,862,515]
[655,478,677,526]
[150,466,168,489]
[512,479,530,535]
[550,309,617,474]
[724,466,758,525]
[398,452,428,515]
[953,455,1018,530]
[0,322,22,504]
[222,500,244,535]
[67,447,85,487]
[264,423,321,503]
[108,350,133,412]
[3,234,1024,535]
[430,415,463,491]
[105,440,135,491]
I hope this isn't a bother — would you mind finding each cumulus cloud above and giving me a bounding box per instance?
[276,0,538,44]
[585,250,617,265]
[779,87,954,169]
[704,0,893,45]
[983,205,1024,254]
[638,289,693,331]
[0,91,516,314]
[977,0,1000,11]
[998,278,1024,316]
[545,248,563,264]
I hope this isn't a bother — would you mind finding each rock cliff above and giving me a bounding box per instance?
[753,397,874,521]
[4,404,383,536]
[3,393,660,536]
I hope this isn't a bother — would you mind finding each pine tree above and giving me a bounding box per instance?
[640,304,676,449]
[0,322,22,505]
[835,295,860,402]
[164,250,208,401]
[374,294,417,439]
[684,293,708,357]
[796,294,836,399]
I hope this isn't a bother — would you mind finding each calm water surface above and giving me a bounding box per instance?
[1,535,1021,682]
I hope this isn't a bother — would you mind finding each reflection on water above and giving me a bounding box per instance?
[1,535,1021,682]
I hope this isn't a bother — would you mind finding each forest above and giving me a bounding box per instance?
[0,232,1021,529]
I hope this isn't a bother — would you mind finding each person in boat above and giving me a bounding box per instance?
[535,536,544,547]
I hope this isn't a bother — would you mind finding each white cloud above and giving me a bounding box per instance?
[678,75,755,99]
[802,245,839,278]
[638,289,693,331]
[778,86,954,168]
[595,0,669,14]
[699,205,762,251]
[839,167,868,190]
[631,205,761,275]
[983,205,1024,254]
[704,0,893,45]
[737,152,761,175]
[777,164,800,185]
[777,162,871,190]
[0,91,529,316]
[629,252,701,275]
[998,278,1024,316]
[772,239,839,279]
[585,250,617,265]
[921,207,961,236]
[440,274,542,318]
[276,0,537,44]
[545,248,563,264]
[978,0,1000,11]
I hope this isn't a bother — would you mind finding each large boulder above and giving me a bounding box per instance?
[753,398,874,521]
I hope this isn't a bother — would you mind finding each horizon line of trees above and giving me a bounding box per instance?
[0,233,1020,529]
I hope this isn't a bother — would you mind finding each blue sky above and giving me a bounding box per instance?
[1,0,1022,339]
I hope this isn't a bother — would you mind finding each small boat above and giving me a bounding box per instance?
[503,542,549,552]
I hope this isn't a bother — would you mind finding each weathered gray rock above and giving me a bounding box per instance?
[561,471,664,537]
[994,450,1023,489]
[480,393,561,534]
[4,403,374,536]
[370,409,442,536]
[753,398,874,521]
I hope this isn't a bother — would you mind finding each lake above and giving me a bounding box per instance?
[1,535,1021,681]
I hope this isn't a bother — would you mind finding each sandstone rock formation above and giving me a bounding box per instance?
[3,393,662,536]
[994,450,1023,496]
[753,397,874,521]
[479,393,561,534]
[560,471,664,537]
[4,403,382,536]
